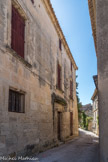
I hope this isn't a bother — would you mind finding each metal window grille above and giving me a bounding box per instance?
[8,89,25,113]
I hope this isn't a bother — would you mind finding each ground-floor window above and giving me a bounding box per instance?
[8,89,25,113]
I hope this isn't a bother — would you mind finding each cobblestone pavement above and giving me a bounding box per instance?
[37,129,99,162]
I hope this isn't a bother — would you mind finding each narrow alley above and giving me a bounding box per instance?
[37,129,99,162]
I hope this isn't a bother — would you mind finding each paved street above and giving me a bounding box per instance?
[37,129,99,162]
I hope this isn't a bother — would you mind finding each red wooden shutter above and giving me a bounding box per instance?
[11,6,25,58]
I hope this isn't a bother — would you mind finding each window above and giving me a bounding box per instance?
[71,62,72,71]
[31,0,34,4]
[8,89,25,113]
[57,63,62,90]
[70,81,73,99]
[59,39,62,51]
[11,6,25,58]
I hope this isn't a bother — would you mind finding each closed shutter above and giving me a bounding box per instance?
[31,0,34,4]
[58,63,61,90]
[11,6,25,58]
[71,62,72,71]
[70,81,73,99]
[59,39,62,51]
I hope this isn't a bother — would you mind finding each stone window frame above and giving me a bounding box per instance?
[6,0,29,63]
[8,88,25,113]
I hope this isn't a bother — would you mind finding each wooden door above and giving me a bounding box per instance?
[58,112,61,140]
[70,112,73,136]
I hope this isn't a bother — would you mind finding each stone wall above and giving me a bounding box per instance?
[96,0,108,161]
[0,0,78,156]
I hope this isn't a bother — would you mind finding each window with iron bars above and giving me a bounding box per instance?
[8,89,25,113]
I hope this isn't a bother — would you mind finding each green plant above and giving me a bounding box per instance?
[76,75,82,122]
[86,116,93,130]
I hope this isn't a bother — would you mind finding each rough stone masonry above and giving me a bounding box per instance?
[0,0,78,156]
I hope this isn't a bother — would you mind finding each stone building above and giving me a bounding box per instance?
[80,104,93,131]
[0,0,78,156]
[91,89,98,135]
[91,76,99,135]
[80,104,93,117]
[88,0,108,161]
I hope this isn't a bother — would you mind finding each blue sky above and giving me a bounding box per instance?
[50,0,97,105]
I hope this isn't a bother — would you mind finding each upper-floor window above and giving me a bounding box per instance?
[57,63,62,90]
[8,89,25,113]
[59,39,62,51]
[71,62,72,71]
[70,81,73,99]
[11,6,25,58]
[31,0,34,4]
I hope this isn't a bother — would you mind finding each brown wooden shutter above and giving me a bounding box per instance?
[11,6,25,58]
[71,62,72,71]
[31,0,34,4]
[70,81,73,99]
[70,112,73,136]
[59,39,62,51]
[58,63,61,89]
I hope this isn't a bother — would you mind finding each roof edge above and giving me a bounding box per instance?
[91,88,97,100]
[88,0,97,53]
[41,0,78,70]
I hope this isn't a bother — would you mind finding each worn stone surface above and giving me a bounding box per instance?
[91,89,99,135]
[0,0,78,156]
[96,0,108,161]
[36,129,99,162]
[88,0,108,161]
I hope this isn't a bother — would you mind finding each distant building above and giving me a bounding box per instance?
[80,104,93,117]
[91,88,99,135]
[80,104,93,131]
[91,75,99,135]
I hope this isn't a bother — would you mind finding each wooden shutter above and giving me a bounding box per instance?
[11,6,25,58]
[59,39,62,51]
[70,81,73,99]
[70,112,73,136]
[58,63,61,90]
[31,0,34,4]
[71,62,72,71]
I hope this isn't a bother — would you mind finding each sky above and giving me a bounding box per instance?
[50,0,97,105]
